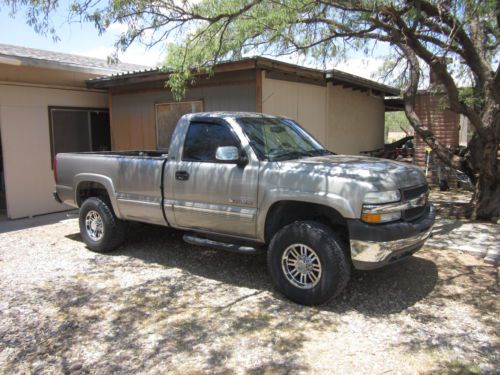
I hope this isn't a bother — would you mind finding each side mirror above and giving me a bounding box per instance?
[215,146,248,167]
[216,146,239,162]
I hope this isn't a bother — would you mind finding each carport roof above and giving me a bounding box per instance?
[86,56,400,96]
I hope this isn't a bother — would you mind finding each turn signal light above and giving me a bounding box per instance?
[361,211,401,224]
[361,213,382,223]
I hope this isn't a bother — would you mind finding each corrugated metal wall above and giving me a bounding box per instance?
[414,92,459,184]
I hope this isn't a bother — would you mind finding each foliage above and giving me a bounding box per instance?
[385,112,412,134]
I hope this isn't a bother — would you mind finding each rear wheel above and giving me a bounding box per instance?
[79,197,126,252]
[267,221,350,305]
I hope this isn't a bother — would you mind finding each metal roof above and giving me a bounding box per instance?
[86,56,400,96]
[325,69,400,96]
[0,43,148,75]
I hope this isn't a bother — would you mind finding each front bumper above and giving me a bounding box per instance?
[348,204,436,270]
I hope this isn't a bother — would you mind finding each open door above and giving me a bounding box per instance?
[49,107,111,163]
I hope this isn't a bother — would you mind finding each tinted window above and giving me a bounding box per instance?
[183,122,239,161]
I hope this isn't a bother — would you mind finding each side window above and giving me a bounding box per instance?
[183,122,239,162]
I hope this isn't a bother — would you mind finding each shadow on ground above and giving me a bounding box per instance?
[2,222,497,374]
[430,189,473,219]
[0,209,78,234]
[67,222,439,316]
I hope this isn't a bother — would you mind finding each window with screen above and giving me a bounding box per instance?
[49,107,110,165]
[183,122,239,162]
[156,101,203,150]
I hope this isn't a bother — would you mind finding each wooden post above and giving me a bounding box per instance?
[108,92,115,151]
[255,69,262,113]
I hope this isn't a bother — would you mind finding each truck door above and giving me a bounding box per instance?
[170,121,258,238]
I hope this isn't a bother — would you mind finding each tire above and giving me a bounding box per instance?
[267,221,350,306]
[79,197,126,253]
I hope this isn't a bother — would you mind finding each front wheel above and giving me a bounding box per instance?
[79,197,126,253]
[267,221,350,306]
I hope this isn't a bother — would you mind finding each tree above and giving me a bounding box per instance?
[4,0,499,219]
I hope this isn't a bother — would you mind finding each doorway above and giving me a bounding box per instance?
[0,130,6,218]
[48,107,111,163]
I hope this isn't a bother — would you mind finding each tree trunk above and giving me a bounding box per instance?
[470,130,500,220]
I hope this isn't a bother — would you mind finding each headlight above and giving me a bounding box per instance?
[363,190,401,204]
[362,190,402,223]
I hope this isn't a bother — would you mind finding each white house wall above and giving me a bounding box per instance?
[0,83,107,219]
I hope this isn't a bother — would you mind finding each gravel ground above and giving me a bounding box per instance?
[0,218,498,374]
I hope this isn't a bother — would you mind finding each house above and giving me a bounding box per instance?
[0,43,144,219]
[1,44,400,220]
[87,57,399,156]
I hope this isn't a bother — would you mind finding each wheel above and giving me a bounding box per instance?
[79,197,126,253]
[267,221,350,306]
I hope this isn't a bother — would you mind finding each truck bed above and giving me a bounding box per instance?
[71,150,168,158]
[55,151,168,226]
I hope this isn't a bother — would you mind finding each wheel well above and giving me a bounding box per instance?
[76,181,110,207]
[265,201,349,245]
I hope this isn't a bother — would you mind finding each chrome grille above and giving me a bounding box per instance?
[401,185,428,221]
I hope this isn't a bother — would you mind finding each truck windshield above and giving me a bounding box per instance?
[237,117,332,161]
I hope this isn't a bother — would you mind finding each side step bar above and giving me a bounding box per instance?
[182,234,264,255]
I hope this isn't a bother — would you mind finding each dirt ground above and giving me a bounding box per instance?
[0,219,498,374]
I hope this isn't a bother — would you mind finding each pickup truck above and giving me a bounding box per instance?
[54,112,435,305]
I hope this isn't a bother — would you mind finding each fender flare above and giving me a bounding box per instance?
[257,190,356,242]
[73,173,122,218]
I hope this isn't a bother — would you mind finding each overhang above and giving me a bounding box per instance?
[384,97,406,112]
[325,69,400,96]
[86,56,398,96]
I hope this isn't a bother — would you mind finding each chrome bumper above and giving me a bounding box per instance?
[350,227,432,270]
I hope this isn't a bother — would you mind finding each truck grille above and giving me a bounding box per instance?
[401,185,428,221]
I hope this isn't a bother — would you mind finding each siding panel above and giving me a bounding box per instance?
[111,82,256,150]
[328,85,385,155]
[262,76,327,144]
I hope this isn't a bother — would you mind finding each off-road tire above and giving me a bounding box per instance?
[79,197,126,253]
[267,221,350,306]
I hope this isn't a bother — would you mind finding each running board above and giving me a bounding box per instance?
[182,234,263,255]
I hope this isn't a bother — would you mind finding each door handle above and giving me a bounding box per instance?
[175,171,189,181]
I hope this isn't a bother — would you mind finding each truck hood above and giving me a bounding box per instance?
[278,154,426,190]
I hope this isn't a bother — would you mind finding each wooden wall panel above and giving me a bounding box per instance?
[110,71,256,150]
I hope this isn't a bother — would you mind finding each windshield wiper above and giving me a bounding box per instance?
[308,149,334,156]
[270,149,334,161]
[271,150,312,161]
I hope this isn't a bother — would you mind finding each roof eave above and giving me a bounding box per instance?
[86,58,260,89]
[325,70,400,96]
[86,56,399,96]
[0,54,125,76]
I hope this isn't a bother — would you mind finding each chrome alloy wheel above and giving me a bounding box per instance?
[281,244,322,289]
[85,210,104,241]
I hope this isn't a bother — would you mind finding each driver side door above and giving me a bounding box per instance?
[171,121,259,238]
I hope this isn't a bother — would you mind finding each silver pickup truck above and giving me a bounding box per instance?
[54,112,435,305]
